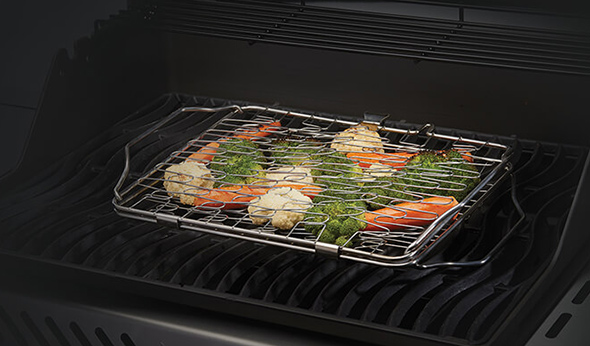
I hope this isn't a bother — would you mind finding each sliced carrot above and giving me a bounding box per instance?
[187,142,220,162]
[192,183,322,209]
[346,152,414,168]
[233,121,282,140]
[192,185,266,209]
[363,196,458,231]
[347,150,474,168]
[186,121,281,164]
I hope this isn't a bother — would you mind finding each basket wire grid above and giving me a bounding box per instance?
[113,105,516,267]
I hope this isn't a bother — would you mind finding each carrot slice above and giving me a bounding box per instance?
[346,152,414,168]
[192,183,322,209]
[233,121,282,140]
[186,121,281,163]
[187,142,220,162]
[363,196,458,231]
[347,150,473,168]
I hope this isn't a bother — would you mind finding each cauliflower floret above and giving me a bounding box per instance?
[248,187,312,230]
[330,125,384,153]
[163,161,214,205]
[265,166,314,185]
[365,163,395,178]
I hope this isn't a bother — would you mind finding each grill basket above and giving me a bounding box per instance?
[113,104,520,267]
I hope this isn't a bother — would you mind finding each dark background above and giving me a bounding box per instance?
[1,0,588,177]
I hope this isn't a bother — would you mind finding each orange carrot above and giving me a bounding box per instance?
[347,150,473,168]
[192,183,322,209]
[363,196,458,231]
[234,121,282,140]
[187,142,220,162]
[186,121,281,163]
[346,152,414,168]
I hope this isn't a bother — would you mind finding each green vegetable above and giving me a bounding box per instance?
[361,150,480,209]
[361,176,417,209]
[401,150,480,202]
[304,201,366,246]
[210,139,266,186]
[270,139,322,166]
[310,151,366,204]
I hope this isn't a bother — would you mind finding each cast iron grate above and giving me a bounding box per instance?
[0,94,586,344]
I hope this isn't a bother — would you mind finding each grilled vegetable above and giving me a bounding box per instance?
[187,121,281,163]
[270,139,322,166]
[346,151,414,168]
[346,150,474,169]
[401,150,480,202]
[248,187,312,230]
[265,166,314,185]
[234,121,281,139]
[304,196,458,246]
[311,151,366,204]
[209,138,266,186]
[188,142,220,163]
[192,183,322,209]
[362,176,416,209]
[331,125,385,153]
[304,201,367,246]
[163,161,215,205]
[362,150,479,209]
[364,196,458,231]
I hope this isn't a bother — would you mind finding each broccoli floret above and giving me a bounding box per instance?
[334,236,352,248]
[310,151,363,179]
[360,150,480,208]
[361,176,417,209]
[210,139,266,186]
[310,151,365,203]
[270,139,322,166]
[401,150,480,201]
[304,202,366,246]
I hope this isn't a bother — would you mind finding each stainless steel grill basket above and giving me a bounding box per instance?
[113,104,522,267]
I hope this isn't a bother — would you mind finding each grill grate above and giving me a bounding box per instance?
[0,94,587,344]
[117,0,590,75]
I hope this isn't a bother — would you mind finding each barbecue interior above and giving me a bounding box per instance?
[0,94,586,344]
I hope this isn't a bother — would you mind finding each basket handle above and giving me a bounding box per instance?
[414,171,525,269]
[113,105,243,201]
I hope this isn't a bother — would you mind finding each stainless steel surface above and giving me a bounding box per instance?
[113,104,512,267]
[526,257,590,346]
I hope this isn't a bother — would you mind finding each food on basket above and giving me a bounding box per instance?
[164,118,479,249]
[310,151,366,204]
[163,161,215,205]
[209,138,266,185]
[193,184,322,209]
[364,197,458,231]
[265,166,314,185]
[330,125,385,153]
[304,201,367,247]
[304,196,458,245]
[362,150,479,209]
[364,163,395,178]
[188,121,281,163]
[188,142,220,163]
[346,150,474,169]
[402,150,480,202]
[234,121,282,140]
[346,151,414,168]
[248,187,313,230]
[270,139,322,166]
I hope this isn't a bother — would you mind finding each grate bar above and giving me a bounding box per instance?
[155,7,590,65]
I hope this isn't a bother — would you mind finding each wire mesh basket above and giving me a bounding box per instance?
[113,104,517,267]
